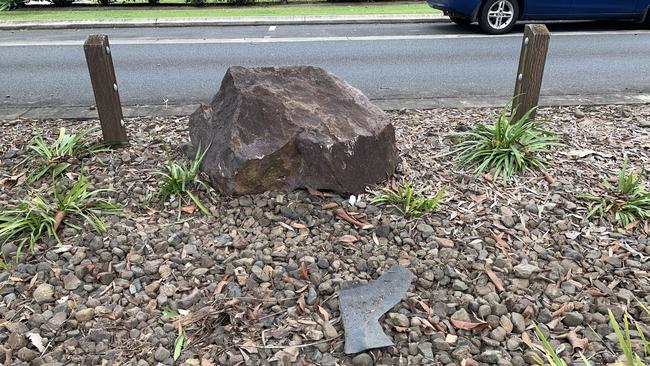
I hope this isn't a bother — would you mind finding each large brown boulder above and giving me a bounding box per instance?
[188,66,398,195]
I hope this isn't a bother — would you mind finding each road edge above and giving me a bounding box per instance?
[3,93,649,120]
[0,14,448,30]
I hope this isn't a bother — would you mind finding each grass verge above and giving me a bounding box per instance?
[0,3,437,21]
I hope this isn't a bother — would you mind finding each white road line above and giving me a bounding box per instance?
[1,30,649,47]
[268,25,276,32]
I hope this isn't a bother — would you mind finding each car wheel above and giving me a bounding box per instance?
[449,16,472,26]
[479,0,519,34]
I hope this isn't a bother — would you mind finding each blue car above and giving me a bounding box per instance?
[426,0,650,34]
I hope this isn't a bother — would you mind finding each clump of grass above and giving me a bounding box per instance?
[533,308,650,366]
[24,127,109,183]
[0,173,121,262]
[160,306,186,361]
[452,104,559,182]
[371,179,445,218]
[150,145,212,219]
[580,159,650,227]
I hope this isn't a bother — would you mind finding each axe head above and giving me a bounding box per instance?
[339,265,414,354]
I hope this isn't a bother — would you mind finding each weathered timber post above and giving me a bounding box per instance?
[84,34,128,144]
[512,24,550,121]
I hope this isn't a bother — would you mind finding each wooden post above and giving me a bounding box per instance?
[512,24,550,121]
[84,34,128,144]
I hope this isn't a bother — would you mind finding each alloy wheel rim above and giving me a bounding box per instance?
[487,0,515,30]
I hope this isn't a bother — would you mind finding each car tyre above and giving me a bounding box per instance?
[450,16,472,26]
[479,0,519,34]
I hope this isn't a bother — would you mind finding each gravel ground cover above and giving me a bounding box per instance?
[0,104,649,366]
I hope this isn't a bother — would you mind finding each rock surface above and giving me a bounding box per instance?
[189,66,398,195]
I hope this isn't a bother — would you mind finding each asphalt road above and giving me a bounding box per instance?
[1,21,650,111]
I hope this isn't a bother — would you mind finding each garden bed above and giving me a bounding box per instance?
[0,104,649,365]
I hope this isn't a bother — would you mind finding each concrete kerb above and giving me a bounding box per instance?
[4,93,650,120]
[0,14,449,30]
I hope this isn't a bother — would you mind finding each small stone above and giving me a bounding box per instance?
[63,273,81,290]
[17,347,39,362]
[159,265,172,278]
[574,110,585,118]
[435,237,455,248]
[452,280,468,291]
[98,272,115,285]
[317,257,330,269]
[513,263,540,279]
[375,225,390,238]
[251,266,270,282]
[306,329,324,341]
[178,289,202,309]
[416,223,434,238]
[500,315,513,333]
[478,304,492,318]
[75,308,95,322]
[389,313,410,327]
[563,312,584,327]
[445,334,458,344]
[417,342,434,358]
[7,332,26,350]
[321,322,338,339]
[307,286,318,305]
[33,283,55,303]
[501,215,516,228]
[451,308,471,322]
[351,353,373,366]
[607,256,622,268]
[433,338,451,352]
[491,326,507,342]
[525,203,539,214]
[154,345,171,362]
[511,313,526,333]
[639,120,650,128]
[481,350,502,364]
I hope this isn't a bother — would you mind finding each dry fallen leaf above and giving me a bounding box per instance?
[299,262,310,281]
[566,330,589,350]
[306,186,325,198]
[393,326,409,333]
[491,231,510,257]
[469,194,488,204]
[339,235,358,243]
[521,331,546,352]
[552,303,569,318]
[26,332,46,353]
[483,173,493,183]
[181,205,196,214]
[586,288,607,297]
[546,317,562,330]
[486,270,505,292]
[450,319,489,331]
[270,346,299,363]
[564,149,613,159]
[543,172,555,184]
[322,202,338,210]
[523,305,535,319]
[214,276,230,295]
[201,359,214,366]
[335,209,364,228]
[240,339,258,354]
[297,294,306,313]
[318,306,330,322]
[53,211,66,232]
